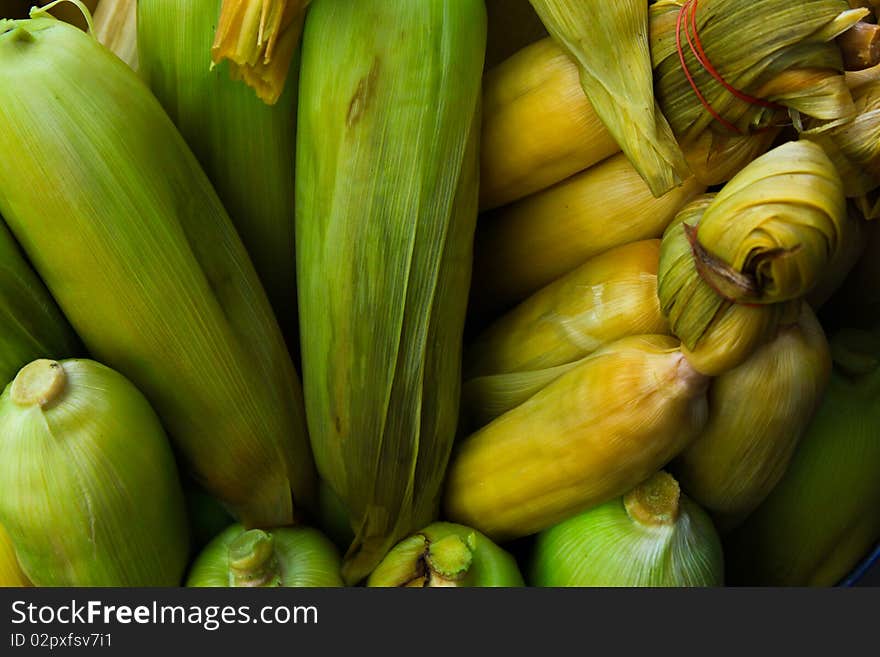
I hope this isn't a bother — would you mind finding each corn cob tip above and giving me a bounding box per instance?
[10,359,66,408]
[228,530,282,587]
[624,472,681,527]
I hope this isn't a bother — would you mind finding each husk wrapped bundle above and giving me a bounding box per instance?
[444,335,710,542]
[657,140,847,376]
[673,305,832,530]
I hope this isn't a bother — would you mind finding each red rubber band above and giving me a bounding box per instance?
[675,0,784,135]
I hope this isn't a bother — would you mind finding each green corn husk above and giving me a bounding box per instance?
[528,0,688,197]
[0,359,190,586]
[0,14,316,528]
[94,0,137,70]
[0,524,30,587]
[673,304,832,531]
[651,0,863,185]
[0,219,83,386]
[138,0,299,342]
[725,328,880,586]
[296,0,486,584]
[530,472,724,587]
[367,522,524,588]
[187,523,343,587]
[444,335,710,542]
[211,0,310,105]
[657,140,847,376]
[464,239,670,428]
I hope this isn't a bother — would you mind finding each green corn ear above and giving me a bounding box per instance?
[295,0,486,583]
[0,14,316,528]
[137,0,300,342]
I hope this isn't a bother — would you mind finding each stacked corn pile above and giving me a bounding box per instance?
[0,0,879,590]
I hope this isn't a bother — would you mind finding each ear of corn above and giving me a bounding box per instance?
[0,359,190,586]
[93,0,137,70]
[295,0,486,584]
[464,240,670,426]
[0,524,30,587]
[725,328,880,586]
[367,522,524,587]
[673,305,832,531]
[530,472,724,587]
[138,0,300,343]
[211,0,309,104]
[0,219,83,386]
[528,0,688,197]
[472,153,705,314]
[444,335,710,542]
[0,15,316,528]
[658,141,847,376]
[187,524,344,587]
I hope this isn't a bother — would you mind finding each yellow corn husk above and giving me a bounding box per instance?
[472,153,705,314]
[530,472,725,587]
[93,0,137,70]
[725,328,880,586]
[138,0,300,344]
[657,140,848,376]
[673,305,832,531]
[800,79,880,199]
[0,14,316,528]
[480,2,861,211]
[528,0,688,197]
[0,524,30,587]
[0,359,191,586]
[479,38,620,211]
[485,0,547,70]
[296,0,486,584]
[806,201,868,309]
[211,0,309,105]
[463,240,670,428]
[444,335,710,542]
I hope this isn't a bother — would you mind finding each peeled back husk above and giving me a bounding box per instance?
[725,328,880,586]
[295,0,486,584]
[673,304,832,531]
[657,140,847,376]
[530,472,724,587]
[444,335,710,542]
[0,359,190,586]
[187,523,343,587]
[94,0,138,70]
[367,522,524,587]
[138,0,300,343]
[464,240,670,428]
[471,153,705,314]
[0,524,30,587]
[0,15,316,528]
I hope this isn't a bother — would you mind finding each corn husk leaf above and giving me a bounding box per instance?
[530,472,724,587]
[211,0,309,104]
[94,0,137,70]
[138,0,300,344]
[528,0,689,197]
[444,335,710,541]
[673,305,832,530]
[725,328,880,586]
[0,524,30,587]
[296,0,486,584]
[657,140,847,375]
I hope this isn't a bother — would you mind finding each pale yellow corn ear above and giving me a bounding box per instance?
[463,240,670,426]
[444,335,710,542]
[673,305,832,531]
[472,153,705,314]
[0,14,316,528]
[480,37,619,211]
